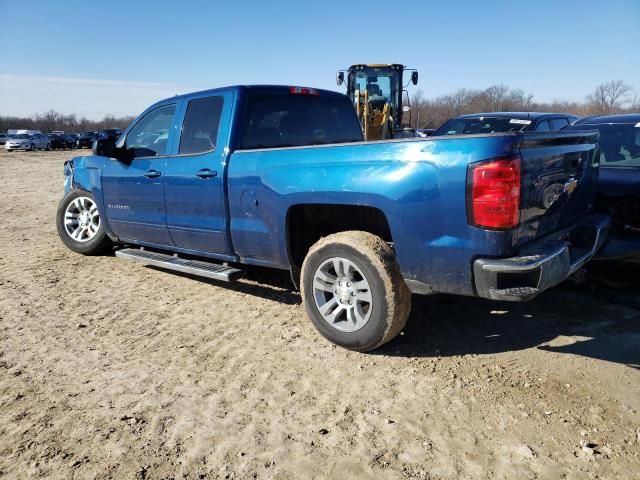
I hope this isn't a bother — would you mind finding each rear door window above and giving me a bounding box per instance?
[240,92,363,149]
[178,96,223,155]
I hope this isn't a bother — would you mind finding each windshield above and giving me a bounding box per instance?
[353,72,395,101]
[434,117,532,136]
[348,67,401,107]
[14,134,29,139]
[565,123,640,167]
[240,93,363,149]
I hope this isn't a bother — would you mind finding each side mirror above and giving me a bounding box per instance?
[336,71,344,86]
[93,137,131,162]
[93,137,115,157]
[411,71,419,85]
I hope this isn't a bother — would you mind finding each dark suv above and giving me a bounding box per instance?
[78,131,99,148]
[433,112,578,136]
[99,129,122,142]
[563,114,640,262]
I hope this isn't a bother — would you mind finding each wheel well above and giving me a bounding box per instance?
[287,204,392,281]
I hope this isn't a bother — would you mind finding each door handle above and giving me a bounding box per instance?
[196,169,217,179]
[144,169,161,178]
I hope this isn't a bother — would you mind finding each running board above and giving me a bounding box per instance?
[115,248,243,282]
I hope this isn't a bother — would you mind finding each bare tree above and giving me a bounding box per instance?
[585,80,633,114]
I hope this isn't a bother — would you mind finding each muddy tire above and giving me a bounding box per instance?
[56,189,112,255]
[301,231,411,352]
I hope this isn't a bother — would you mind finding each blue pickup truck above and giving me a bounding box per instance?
[56,85,609,351]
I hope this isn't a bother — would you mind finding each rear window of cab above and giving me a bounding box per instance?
[240,92,363,150]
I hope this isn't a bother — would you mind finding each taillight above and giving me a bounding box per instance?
[289,86,320,95]
[468,156,521,229]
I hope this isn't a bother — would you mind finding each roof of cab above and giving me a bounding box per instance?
[455,112,576,119]
[574,113,640,124]
[150,84,346,107]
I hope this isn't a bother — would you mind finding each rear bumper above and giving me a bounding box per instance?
[473,214,610,301]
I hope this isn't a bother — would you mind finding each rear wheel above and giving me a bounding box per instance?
[301,231,411,352]
[56,190,112,255]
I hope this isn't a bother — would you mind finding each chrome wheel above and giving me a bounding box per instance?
[312,257,373,332]
[64,196,100,242]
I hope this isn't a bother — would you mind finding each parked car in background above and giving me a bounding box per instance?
[390,128,435,139]
[392,128,419,139]
[48,133,68,150]
[57,84,608,351]
[67,133,81,148]
[5,132,51,151]
[62,133,78,149]
[0,133,9,145]
[78,131,99,148]
[433,112,578,136]
[415,128,435,137]
[563,114,640,262]
[99,128,122,141]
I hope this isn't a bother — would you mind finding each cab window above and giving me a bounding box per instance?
[178,96,223,155]
[126,104,176,158]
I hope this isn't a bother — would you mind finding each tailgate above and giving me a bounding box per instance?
[515,130,600,247]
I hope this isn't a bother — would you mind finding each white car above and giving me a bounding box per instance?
[5,133,51,152]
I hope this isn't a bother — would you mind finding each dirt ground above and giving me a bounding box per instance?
[0,149,639,480]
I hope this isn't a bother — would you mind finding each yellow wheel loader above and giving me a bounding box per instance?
[336,64,418,140]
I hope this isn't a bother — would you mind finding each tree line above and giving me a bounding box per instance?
[0,110,135,134]
[0,80,637,134]
[408,80,639,129]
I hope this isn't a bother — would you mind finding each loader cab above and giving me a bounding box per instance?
[337,64,418,140]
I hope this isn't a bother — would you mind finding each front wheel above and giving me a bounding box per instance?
[28,143,35,151]
[56,190,112,255]
[300,231,411,352]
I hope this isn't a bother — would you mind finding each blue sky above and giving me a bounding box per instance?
[1,0,639,119]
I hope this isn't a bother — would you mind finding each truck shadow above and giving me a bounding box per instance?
[148,261,639,369]
[379,271,640,370]
[146,265,301,305]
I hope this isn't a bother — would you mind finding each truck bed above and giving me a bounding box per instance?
[227,130,600,295]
